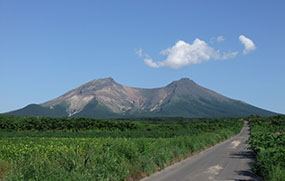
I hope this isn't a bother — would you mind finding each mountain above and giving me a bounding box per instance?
[8,77,276,118]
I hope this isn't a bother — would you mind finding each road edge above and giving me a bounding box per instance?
[140,122,246,181]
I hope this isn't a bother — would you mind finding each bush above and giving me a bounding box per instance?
[248,115,285,180]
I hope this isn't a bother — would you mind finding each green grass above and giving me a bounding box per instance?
[0,115,243,180]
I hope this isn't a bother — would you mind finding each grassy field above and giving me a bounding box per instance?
[248,115,285,181]
[0,115,243,180]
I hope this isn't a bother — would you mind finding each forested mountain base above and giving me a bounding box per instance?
[0,115,243,180]
[248,115,285,181]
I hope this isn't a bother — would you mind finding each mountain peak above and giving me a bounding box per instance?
[86,77,117,87]
[92,77,115,82]
[177,77,193,82]
[167,77,196,87]
[102,77,114,81]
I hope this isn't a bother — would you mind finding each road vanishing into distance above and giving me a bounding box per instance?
[142,121,261,181]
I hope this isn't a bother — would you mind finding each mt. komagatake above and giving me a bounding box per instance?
[9,78,275,118]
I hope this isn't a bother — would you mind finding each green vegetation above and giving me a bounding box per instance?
[0,115,243,180]
[248,115,285,181]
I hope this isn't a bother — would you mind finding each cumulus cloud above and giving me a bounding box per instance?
[239,35,256,54]
[144,58,160,68]
[141,39,238,69]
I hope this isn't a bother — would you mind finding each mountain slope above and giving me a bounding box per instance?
[8,77,276,118]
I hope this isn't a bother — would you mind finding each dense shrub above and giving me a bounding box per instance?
[248,115,285,181]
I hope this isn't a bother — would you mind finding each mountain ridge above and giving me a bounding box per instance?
[8,77,276,118]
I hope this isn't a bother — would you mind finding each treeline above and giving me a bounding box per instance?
[0,115,242,140]
[0,115,137,131]
[0,114,239,132]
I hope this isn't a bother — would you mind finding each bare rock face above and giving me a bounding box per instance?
[10,77,276,118]
[41,77,169,116]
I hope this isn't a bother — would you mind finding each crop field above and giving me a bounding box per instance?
[249,115,285,181]
[0,115,243,180]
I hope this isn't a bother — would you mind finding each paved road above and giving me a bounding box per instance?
[142,121,261,181]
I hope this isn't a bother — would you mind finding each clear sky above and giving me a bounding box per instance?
[1,0,285,114]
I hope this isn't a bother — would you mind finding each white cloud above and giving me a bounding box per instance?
[144,58,160,68]
[136,48,150,59]
[213,50,239,60]
[136,48,143,56]
[141,39,238,69]
[239,35,256,54]
[216,36,224,42]
[210,35,225,44]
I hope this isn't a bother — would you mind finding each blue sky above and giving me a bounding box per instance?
[0,0,284,114]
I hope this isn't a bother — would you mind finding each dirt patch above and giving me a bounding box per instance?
[0,160,11,180]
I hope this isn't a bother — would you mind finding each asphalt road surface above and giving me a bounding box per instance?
[142,121,261,181]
